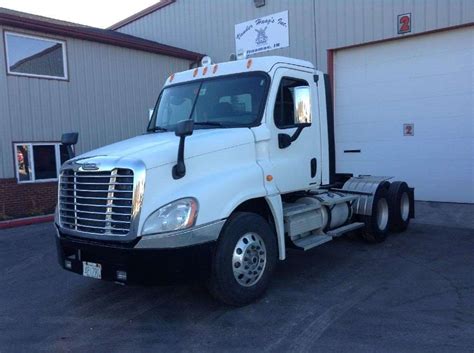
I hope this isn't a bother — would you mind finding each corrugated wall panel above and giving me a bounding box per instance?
[118,0,317,64]
[0,26,13,179]
[1,26,190,179]
[117,0,474,74]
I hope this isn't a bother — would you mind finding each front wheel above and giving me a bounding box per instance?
[208,212,277,306]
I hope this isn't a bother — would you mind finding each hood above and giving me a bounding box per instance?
[74,128,255,170]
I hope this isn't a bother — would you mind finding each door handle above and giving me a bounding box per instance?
[311,158,317,178]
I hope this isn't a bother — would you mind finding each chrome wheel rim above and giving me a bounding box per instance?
[232,232,267,287]
[377,198,389,230]
[400,192,410,221]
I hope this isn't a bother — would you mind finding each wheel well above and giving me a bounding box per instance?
[232,198,275,231]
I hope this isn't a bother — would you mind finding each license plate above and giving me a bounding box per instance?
[83,261,102,279]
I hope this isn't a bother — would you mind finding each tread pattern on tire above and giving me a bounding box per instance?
[388,181,411,233]
[361,182,390,243]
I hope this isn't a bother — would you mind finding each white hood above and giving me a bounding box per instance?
[74,128,255,170]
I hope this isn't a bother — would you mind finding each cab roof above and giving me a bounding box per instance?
[165,56,316,86]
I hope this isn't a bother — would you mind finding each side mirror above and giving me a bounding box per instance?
[61,132,79,160]
[175,119,194,137]
[61,132,78,146]
[172,120,194,179]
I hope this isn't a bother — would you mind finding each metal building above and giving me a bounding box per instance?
[0,8,202,219]
[111,0,474,203]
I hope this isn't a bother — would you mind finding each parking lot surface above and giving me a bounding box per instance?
[1,202,473,353]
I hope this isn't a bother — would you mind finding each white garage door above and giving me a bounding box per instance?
[334,26,474,203]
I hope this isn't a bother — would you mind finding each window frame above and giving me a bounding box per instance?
[13,142,64,184]
[4,31,69,81]
[273,76,312,130]
[148,71,271,131]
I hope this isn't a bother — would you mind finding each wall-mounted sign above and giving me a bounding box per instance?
[398,13,412,34]
[403,123,414,136]
[235,11,289,57]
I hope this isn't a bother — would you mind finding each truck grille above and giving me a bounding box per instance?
[59,169,134,236]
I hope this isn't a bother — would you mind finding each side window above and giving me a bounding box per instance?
[4,32,68,80]
[274,78,312,128]
[14,142,67,183]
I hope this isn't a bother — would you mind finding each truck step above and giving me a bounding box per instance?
[326,222,365,237]
[292,234,332,251]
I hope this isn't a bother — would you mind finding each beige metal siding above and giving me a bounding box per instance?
[0,26,190,179]
[116,0,474,71]
[117,0,318,64]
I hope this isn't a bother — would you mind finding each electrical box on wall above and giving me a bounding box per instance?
[254,0,265,8]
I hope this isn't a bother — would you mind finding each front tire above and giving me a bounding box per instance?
[208,212,277,306]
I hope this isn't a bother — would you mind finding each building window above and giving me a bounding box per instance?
[274,78,312,128]
[14,143,69,183]
[4,32,68,80]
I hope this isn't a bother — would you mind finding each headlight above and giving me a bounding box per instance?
[142,198,198,235]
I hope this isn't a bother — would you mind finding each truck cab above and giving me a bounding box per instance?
[55,56,414,306]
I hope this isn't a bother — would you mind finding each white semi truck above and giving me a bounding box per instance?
[55,56,414,306]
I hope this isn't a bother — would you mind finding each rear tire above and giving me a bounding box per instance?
[388,181,411,232]
[361,183,390,243]
[208,212,277,306]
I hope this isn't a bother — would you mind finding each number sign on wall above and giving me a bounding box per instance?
[398,13,412,34]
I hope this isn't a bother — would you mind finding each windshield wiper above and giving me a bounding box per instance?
[148,126,168,133]
[194,121,226,128]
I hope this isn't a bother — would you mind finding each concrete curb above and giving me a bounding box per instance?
[0,214,54,230]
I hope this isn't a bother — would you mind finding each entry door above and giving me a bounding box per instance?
[266,68,322,193]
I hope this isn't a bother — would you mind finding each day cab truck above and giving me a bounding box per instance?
[55,55,414,306]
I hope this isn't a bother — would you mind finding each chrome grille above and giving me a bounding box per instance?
[59,169,134,236]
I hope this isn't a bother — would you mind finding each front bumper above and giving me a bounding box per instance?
[55,220,225,284]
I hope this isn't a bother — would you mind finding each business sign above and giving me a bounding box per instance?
[235,11,289,57]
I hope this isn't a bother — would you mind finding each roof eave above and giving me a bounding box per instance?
[0,12,203,61]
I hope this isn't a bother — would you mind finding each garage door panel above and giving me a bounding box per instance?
[334,26,473,203]
[336,94,471,125]
[336,71,471,107]
[336,28,473,69]
[336,157,473,203]
[336,139,474,162]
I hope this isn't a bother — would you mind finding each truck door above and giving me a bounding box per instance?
[266,69,322,193]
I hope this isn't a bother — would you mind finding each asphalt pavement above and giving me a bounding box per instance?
[0,202,473,353]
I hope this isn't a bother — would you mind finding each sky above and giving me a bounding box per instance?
[0,0,160,28]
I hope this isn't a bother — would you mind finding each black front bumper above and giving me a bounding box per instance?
[56,231,215,285]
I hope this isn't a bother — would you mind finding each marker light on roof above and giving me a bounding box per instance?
[212,64,218,74]
[201,56,212,66]
[202,66,208,75]
[193,68,199,77]
[169,73,175,83]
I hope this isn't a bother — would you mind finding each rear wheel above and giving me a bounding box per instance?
[388,181,411,232]
[208,212,277,306]
[361,183,391,243]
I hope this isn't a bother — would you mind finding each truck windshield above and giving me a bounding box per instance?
[148,72,269,131]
